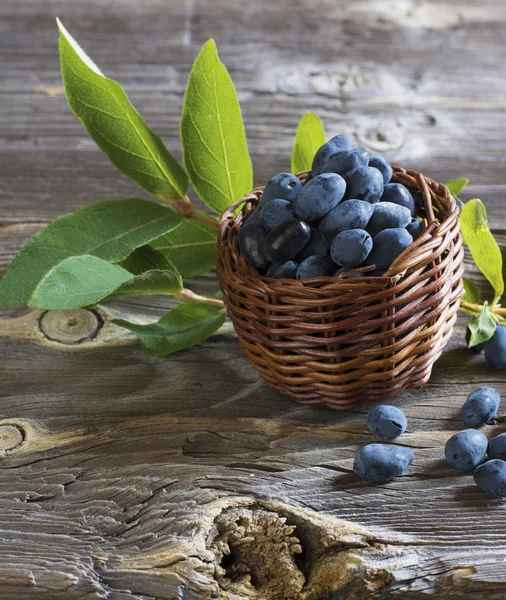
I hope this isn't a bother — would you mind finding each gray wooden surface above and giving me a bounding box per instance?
[1,1,506,598]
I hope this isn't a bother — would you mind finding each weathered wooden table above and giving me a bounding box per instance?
[1,1,506,598]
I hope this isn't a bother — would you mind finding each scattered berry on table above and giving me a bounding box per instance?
[473,459,506,498]
[353,444,414,483]
[461,386,500,427]
[444,429,488,471]
[484,325,506,370]
[367,405,408,439]
[488,433,506,461]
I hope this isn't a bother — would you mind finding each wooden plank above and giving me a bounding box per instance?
[1,0,506,598]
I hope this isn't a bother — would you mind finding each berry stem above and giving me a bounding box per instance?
[173,289,225,307]
[159,194,219,229]
[460,301,506,323]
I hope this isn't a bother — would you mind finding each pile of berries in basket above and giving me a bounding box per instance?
[239,134,425,278]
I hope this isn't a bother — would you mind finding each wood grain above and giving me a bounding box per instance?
[1,0,506,598]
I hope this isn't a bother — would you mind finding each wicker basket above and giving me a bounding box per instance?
[216,167,464,410]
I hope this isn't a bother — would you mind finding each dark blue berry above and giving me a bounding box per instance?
[294,173,346,223]
[367,405,407,439]
[465,325,485,354]
[310,136,352,177]
[381,183,416,217]
[485,325,506,370]
[411,189,424,213]
[330,229,373,268]
[444,429,488,471]
[238,224,268,269]
[461,386,500,427]
[366,202,412,238]
[295,227,329,261]
[353,444,414,483]
[318,200,374,241]
[406,218,424,240]
[266,261,298,279]
[368,156,392,184]
[473,459,506,498]
[296,255,335,279]
[366,228,413,271]
[344,166,384,204]
[260,199,295,232]
[261,172,302,207]
[264,218,311,263]
[244,209,261,226]
[488,433,506,461]
[321,148,369,178]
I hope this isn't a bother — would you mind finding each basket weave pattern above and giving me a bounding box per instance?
[216,167,464,410]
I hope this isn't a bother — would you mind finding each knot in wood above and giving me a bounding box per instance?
[0,424,24,455]
[210,507,304,599]
[39,309,101,344]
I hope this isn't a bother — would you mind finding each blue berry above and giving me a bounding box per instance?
[368,156,392,184]
[238,224,268,269]
[366,202,412,238]
[381,183,416,217]
[411,189,424,213]
[244,209,262,226]
[295,227,329,261]
[366,228,413,271]
[296,255,335,279]
[330,229,373,268]
[485,325,506,370]
[260,199,295,232]
[488,433,506,460]
[310,135,352,177]
[294,173,346,223]
[353,444,414,483]
[465,326,485,354]
[344,166,384,204]
[261,172,302,207]
[318,200,374,241]
[461,386,500,427]
[266,261,298,279]
[406,218,424,240]
[367,405,407,439]
[321,148,369,178]
[264,218,311,263]
[473,459,506,498]
[444,429,488,471]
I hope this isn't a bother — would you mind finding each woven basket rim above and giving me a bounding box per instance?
[218,166,459,291]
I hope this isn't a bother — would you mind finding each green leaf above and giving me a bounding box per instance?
[114,246,183,297]
[57,19,188,202]
[180,39,252,215]
[291,112,325,174]
[460,198,504,303]
[113,301,226,356]
[0,199,182,307]
[462,279,481,304]
[29,255,132,310]
[468,303,496,348]
[150,218,218,278]
[445,177,469,197]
